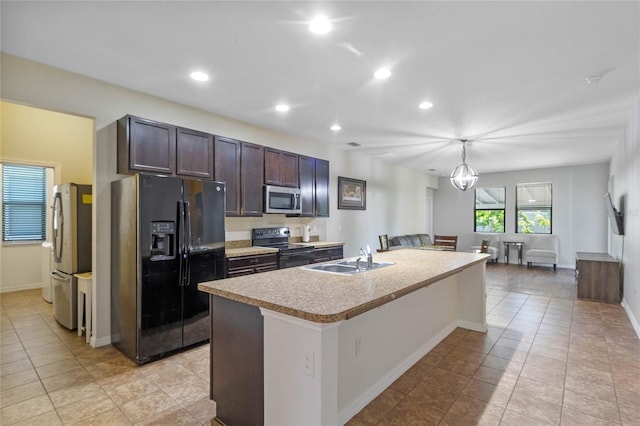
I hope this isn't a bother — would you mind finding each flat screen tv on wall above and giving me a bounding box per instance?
[604,192,624,235]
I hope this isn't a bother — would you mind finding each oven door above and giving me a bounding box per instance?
[278,250,314,269]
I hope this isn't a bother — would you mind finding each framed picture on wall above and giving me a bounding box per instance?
[338,176,366,210]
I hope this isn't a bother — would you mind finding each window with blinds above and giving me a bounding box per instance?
[474,187,506,232]
[516,182,552,234]
[2,164,47,241]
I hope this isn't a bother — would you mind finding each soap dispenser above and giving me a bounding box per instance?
[302,225,310,242]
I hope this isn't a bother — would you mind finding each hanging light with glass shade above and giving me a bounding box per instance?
[450,139,478,191]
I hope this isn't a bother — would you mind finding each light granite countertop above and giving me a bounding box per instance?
[199,249,489,323]
[295,241,345,248]
[225,247,279,258]
[225,241,343,257]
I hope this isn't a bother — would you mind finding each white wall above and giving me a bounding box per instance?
[433,163,610,267]
[1,102,92,293]
[609,95,640,336]
[1,53,437,346]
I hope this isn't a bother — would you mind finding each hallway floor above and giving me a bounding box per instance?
[1,264,639,425]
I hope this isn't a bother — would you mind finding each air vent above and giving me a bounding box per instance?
[346,142,361,147]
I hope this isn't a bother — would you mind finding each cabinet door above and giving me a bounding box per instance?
[176,127,214,179]
[264,148,281,186]
[315,159,330,217]
[298,155,315,217]
[264,148,299,187]
[281,151,299,187]
[240,142,264,216]
[119,116,176,174]
[214,136,241,216]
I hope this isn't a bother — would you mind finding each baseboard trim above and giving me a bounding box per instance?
[0,282,43,293]
[621,298,640,339]
[92,335,112,348]
[457,319,487,332]
[337,320,457,425]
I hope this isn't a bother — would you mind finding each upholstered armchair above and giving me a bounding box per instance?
[524,234,559,270]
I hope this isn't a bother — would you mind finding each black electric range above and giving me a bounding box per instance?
[252,227,315,269]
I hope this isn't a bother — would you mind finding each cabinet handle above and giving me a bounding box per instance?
[249,258,260,264]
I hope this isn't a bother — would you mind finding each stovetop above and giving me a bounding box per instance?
[252,227,314,253]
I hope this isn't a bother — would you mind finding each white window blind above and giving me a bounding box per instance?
[2,164,47,241]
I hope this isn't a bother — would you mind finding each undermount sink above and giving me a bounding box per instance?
[336,260,390,269]
[302,259,394,275]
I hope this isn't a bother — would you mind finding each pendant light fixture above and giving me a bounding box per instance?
[450,139,478,191]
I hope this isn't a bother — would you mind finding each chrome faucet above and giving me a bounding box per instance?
[360,246,373,268]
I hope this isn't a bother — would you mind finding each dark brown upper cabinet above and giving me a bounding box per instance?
[264,148,298,188]
[298,156,330,217]
[118,115,214,179]
[315,158,330,217]
[214,136,241,216]
[240,142,264,216]
[214,137,263,217]
[298,155,316,217]
[176,127,214,179]
[118,115,176,175]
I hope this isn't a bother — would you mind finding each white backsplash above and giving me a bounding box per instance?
[225,216,326,241]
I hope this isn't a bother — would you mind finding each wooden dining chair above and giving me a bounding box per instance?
[433,235,458,251]
[480,239,490,253]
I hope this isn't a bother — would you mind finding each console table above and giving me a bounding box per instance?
[503,241,524,265]
[575,252,621,304]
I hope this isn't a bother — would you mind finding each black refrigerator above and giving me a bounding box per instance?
[111,174,225,363]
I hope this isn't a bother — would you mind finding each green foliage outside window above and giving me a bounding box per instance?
[475,210,505,233]
[517,210,551,234]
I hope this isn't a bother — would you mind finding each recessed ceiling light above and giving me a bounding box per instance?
[419,101,434,109]
[330,124,341,132]
[309,15,332,35]
[190,71,209,82]
[374,68,391,80]
[275,104,290,112]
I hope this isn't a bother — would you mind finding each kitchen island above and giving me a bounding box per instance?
[199,248,488,426]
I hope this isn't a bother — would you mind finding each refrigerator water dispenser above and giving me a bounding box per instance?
[151,221,175,260]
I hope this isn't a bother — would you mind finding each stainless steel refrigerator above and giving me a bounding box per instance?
[51,183,93,330]
[111,174,226,363]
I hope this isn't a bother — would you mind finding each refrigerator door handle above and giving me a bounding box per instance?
[184,201,192,286]
[178,200,186,287]
[52,192,63,263]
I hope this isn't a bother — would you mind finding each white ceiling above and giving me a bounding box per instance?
[2,1,639,176]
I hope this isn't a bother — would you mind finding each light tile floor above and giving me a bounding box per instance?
[1,265,639,425]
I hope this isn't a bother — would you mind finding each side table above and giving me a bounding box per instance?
[576,252,620,303]
[74,272,92,344]
[503,241,524,265]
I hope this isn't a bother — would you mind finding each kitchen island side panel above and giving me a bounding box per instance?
[210,295,264,426]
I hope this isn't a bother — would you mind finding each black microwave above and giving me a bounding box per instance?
[264,185,302,215]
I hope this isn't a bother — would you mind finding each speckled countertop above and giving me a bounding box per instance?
[199,249,489,323]
[225,241,343,257]
[225,247,279,258]
[295,241,345,248]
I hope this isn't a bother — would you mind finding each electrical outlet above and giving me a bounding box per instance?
[355,337,362,356]
[304,352,314,376]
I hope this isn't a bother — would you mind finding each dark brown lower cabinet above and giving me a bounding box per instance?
[313,246,344,263]
[210,295,264,426]
[226,253,277,278]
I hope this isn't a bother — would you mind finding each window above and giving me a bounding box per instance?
[474,187,505,232]
[516,182,552,234]
[2,164,47,241]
